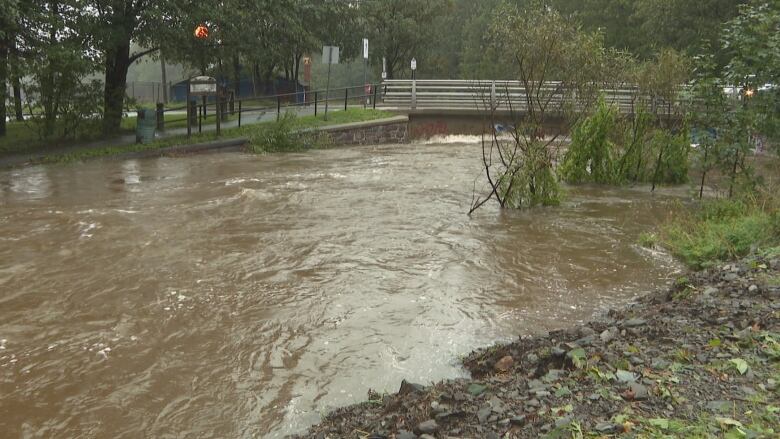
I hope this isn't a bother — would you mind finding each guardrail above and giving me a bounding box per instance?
[378,79,684,116]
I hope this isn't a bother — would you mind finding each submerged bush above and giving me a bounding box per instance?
[560,97,690,187]
[560,98,620,184]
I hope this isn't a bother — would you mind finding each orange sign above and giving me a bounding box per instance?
[194,24,209,39]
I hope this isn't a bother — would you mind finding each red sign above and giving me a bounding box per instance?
[194,24,209,39]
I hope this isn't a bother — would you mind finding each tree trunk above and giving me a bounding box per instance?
[103,42,132,134]
[233,54,241,98]
[160,51,168,104]
[0,37,7,137]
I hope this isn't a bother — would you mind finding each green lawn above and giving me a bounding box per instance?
[36,108,395,164]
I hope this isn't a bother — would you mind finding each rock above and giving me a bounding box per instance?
[527,379,546,391]
[396,431,417,439]
[623,318,647,328]
[477,407,491,423]
[616,370,638,383]
[543,369,563,383]
[398,380,425,396]
[595,422,618,433]
[467,383,487,396]
[703,287,719,296]
[748,285,758,293]
[419,435,435,439]
[367,433,388,439]
[526,353,539,363]
[651,359,671,370]
[628,382,649,400]
[526,399,540,408]
[488,396,505,414]
[416,420,438,435]
[574,335,596,347]
[600,327,618,343]
[510,415,527,426]
[555,416,573,428]
[724,273,739,282]
[495,355,514,372]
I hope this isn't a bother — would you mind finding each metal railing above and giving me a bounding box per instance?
[149,83,381,138]
[378,79,685,116]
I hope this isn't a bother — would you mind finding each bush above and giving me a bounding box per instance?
[560,98,620,184]
[246,112,303,153]
[661,197,779,268]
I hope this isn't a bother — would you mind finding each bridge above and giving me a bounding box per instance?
[376,80,684,139]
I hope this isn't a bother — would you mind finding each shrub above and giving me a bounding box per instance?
[661,196,779,268]
[560,98,620,184]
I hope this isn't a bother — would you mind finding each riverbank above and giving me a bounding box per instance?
[0,109,396,168]
[293,252,780,438]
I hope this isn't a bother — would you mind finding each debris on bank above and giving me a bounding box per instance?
[292,256,780,438]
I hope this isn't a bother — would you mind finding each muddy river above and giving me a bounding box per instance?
[0,141,682,438]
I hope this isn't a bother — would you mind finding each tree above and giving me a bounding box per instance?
[470,2,613,213]
[79,1,188,134]
[0,0,20,137]
[360,0,449,79]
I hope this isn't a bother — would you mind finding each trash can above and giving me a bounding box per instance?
[135,108,156,144]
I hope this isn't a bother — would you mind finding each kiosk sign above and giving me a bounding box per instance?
[189,76,217,96]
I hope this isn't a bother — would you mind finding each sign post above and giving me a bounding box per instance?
[363,38,369,108]
[411,58,418,109]
[382,57,387,80]
[322,46,340,120]
[189,76,219,135]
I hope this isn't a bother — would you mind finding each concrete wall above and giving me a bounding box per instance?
[316,116,409,146]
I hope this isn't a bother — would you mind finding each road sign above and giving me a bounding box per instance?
[322,46,340,65]
[189,76,217,95]
[363,38,369,60]
[382,57,387,79]
[411,58,417,71]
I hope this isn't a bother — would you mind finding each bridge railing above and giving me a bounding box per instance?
[379,79,685,116]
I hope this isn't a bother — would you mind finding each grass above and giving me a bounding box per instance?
[37,108,394,164]
[0,120,133,155]
[659,191,780,269]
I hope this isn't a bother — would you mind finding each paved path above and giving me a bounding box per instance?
[0,105,334,168]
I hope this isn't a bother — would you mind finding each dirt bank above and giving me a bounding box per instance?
[292,255,780,438]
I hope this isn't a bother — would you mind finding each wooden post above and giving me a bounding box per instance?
[373,84,378,110]
[314,92,318,116]
[216,96,221,136]
[198,105,202,133]
[344,88,349,111]
[238,100,242,127]
[277,95,281,121]
[186,79,192,138]
[156,103,164,131]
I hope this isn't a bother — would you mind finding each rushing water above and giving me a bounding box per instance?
[0,141,682,438]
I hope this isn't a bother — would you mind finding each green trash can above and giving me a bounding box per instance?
[135,109,156,144]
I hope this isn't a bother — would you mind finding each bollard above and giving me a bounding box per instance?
[344,88,349,111]
[314,92,318,116]
[238,100,242,127]
[373,85,378,110]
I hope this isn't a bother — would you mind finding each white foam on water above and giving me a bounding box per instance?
[424,134,483,145]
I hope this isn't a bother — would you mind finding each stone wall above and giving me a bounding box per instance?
[316,116,409,146]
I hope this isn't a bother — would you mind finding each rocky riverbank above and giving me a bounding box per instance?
[292,255,780,438]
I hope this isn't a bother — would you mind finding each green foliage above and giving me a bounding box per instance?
[560,98,621,184]
[560,97,689,187]
[649,128,690,186]
[661,196,780,269]
[247,113,302,153]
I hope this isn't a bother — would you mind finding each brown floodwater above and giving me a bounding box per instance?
[0,141,683,438]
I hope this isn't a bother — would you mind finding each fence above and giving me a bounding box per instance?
[149,83,381,138]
